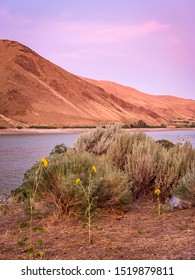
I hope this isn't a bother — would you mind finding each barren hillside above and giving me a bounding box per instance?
[83,78,195,126]
[0,40,194,128]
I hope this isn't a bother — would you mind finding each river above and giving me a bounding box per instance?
[0,130,194,195]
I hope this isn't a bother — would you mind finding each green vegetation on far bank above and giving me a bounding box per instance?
[1,117,195,130]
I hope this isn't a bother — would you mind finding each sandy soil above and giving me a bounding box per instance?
[0,199,195,260]
[0,128,92,135]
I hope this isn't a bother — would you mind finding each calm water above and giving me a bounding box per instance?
[0,130,194,194]
[145,130,195,146]
[0,133,80,195]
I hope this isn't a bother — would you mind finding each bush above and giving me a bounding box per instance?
[106,131,148,170]
[156,139,174,149]
[75,125,122,155]
[125,138,159,198]
[49,144,67,155]
[136,119,148,128]
[98,162,132,208]
[172,169,195,201]
[13,149,132,215]
[13,125,195,211]
[160,123,167,128]
[154,142,195,201]
[76,125,195,202]
[177,141,195,174]
[12,161,41,200]
[154,147,183,202]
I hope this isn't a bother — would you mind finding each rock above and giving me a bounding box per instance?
[169,195,194,209]
[0,193,11,204]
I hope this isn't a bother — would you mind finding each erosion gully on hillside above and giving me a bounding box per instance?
[1,40,195,128]
[0,200,194,260]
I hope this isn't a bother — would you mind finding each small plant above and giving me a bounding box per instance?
[156,139,174,149]
[36,239,44,259]
[17,236,28,247]
[154,188,162,216]
[75,165,97,244]
[18,157,48,259]
[50,144,67,156]
[0,204,9,214]
[115,245,123,251]
[19,222,28,229]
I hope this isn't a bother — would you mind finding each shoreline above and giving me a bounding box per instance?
[0,128,92,135]
[0,127,195,135]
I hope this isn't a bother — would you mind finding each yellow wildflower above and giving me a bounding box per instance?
[92,165,97,173]
[76,178,81,184]
[38,251,44,259]
[154,188,161,196]
[41,158,48,167]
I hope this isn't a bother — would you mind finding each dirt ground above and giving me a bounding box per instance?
[0,199,195,260]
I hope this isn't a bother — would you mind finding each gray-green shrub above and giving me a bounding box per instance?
[125,138,159,198]
[154,146,183,201]
[172,168,195,201]
[107,131,148,170]
[75,125,122,155]
[13,149,131,215]
[14,125,195,209]
[156,139,174,149]
[76,125,195,201]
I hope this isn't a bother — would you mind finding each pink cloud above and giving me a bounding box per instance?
[0,6,171,47]
[139,20,171,33]
[0,7,31,25]
[32,19,171,46]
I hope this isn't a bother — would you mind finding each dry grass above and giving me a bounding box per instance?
[0,199,195,260]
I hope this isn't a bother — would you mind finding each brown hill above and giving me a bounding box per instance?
[83,78,195,127]
[0,39,194,128]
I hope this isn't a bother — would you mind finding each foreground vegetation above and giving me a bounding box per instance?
[1,125,195,259]
[76,125,195,201]
[1,199,195,260]
[13,124,195,218]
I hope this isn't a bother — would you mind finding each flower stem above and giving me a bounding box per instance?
[157,195,161,216]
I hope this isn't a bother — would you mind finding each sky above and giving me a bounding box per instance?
[0,0,195,100]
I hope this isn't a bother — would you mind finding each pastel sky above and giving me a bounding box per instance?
[0,0,195,100]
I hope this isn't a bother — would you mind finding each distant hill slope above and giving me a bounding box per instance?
[0,39,194,128]
[83,78,195,127]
